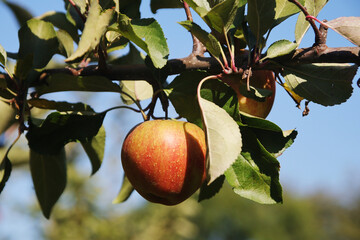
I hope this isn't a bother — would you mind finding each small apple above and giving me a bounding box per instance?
[222,70,276,118]
[121,119,207,205]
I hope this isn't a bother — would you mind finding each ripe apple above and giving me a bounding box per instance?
[121,119,207,205]
[222,70,276,118]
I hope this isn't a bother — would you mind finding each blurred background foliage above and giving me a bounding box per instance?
[19,158,358,240]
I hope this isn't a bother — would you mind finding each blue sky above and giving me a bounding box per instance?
[0,0,359,238]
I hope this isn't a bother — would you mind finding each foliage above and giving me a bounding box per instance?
[29,164,360,240]
[0,0,359,218]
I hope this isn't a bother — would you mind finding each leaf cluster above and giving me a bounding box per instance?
[0,0,359,218]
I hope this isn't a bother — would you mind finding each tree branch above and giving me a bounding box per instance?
[32,47,359,84]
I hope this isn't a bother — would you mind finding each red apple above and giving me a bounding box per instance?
[222,70,276,118]
[121,119,207,205]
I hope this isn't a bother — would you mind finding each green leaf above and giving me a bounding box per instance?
[295,0,329,44]
[26,112,106,155]
[57,29,75,57]
[225,126,283,204]
[81,126,106,175]
[0,44,7,66]
[34,73,122,96]
[185,0,211,17]
[0,155,12,194]
[3,1,33,27]
[272,0,305,28]
[118,0,141,19]
[262,39,298,61]
[112,174,134,204]
[105,30,129,53]
[0,100,17,135]
[30,148,67,219]
[178,21,223,62]
[18,19,59,69]
[120,81,153,105]
[165,71,208,126]
[282,63,357,106]
[116,14,169,68]
[66,1,114,62]
[39,11,79,42]
[327,17,360,47]
[150,0,183,13]
[198,80,242,184]
[166,71,241,126]
[198,175,225,202]
[109,42,144,65]
[205,0,246,33]
[240,114,298,157]
[225,153,281,204]
[247,0,276,42]
[27,98,95,113]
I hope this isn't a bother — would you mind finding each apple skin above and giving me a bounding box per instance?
[121,120,207,205]
[222,70,276,118]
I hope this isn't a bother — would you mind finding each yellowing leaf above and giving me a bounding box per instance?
[282,82,304,104]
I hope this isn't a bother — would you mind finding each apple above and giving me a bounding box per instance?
[222,70,276,118]
[121,119,207,205]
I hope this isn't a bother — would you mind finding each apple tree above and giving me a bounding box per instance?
[0,0,359,218]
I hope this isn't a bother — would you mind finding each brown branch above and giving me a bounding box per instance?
[32,47,359,85]
[288,0,323,45]
[183,1,206,57]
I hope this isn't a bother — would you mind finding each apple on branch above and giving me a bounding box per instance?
[121,119,207,205]
[221,70,276,119]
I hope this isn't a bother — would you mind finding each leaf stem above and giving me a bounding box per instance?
[68,0,86,22]
[288,0,322,45]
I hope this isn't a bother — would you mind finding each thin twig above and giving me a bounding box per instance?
[183,1,206,56]
[68,0,86,22]
[288,0,322,45]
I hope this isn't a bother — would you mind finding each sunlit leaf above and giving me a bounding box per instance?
[327,17,360,47]
[179,21,223,63]
[0,155,12,194]
[295,0,329,44]
[198,81,242,183]
[120,81,153,105]
[205,0,246,33]
[263,39,298,61]
[0,44,7,66]
[116,14,169,68]
[185,0,211,17]
[39,11,79,42]
[57,29,74,57]
[272,0,305,28]
[225,126,282,204]
[112,174,134,204]
[30,148,67,218]
[282,63,357,106]
[66,1,114,63]
[18,19,59,69]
